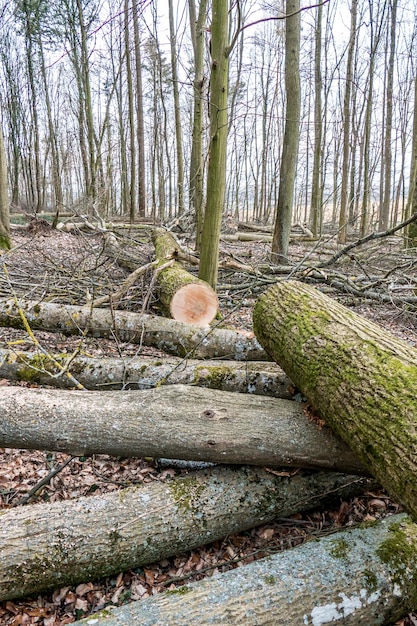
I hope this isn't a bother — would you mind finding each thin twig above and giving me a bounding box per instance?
[15,455,76,506]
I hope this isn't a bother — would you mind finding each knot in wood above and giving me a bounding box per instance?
[200,408,228,420]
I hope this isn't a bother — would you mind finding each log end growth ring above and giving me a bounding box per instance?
[170,283,218,326]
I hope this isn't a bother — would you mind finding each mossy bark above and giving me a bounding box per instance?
[0,384,364,472]
[152,228,218,324]
[74,514,417,626]
[0,348,292,397]
[0,465,369,602]
[0,124,10,251]
[0,299,266,360]
[253,280,417,520]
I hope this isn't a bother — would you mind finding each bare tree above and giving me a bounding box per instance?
[124,0,137,222]
[0,121,10,250]
[189,0,208,251]
[198,0,235,288]
[309,2,323,236]
[379,0,398,231]
[337,0,357,244]
[271,0,301,263]
[132,0,146,217]
[168,0,185,215]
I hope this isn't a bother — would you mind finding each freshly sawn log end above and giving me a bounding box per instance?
[152,227,219,326]
[170,283,218,326]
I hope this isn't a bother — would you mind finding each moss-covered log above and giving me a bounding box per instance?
[0,349,292,397]
[152,228,218,325]
[74,513,417,626]
[0,466,369,602]
[0,124,10,251]
[253,280,417,520]
[0,384,365,472]
[0,299,267,360]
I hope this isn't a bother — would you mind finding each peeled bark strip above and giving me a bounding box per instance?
[0,349,292,397]
[0,299,267,360]
[152,228,218,325]
[0,384,365,473]
[253,280,417,520]
[0,466,370,602]
[73,513,417,626]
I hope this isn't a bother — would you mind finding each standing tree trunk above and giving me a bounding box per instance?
[405,76,417,247]
[132,0,146,217]
[271,0,301,263]
[0,122,10,250]
[360,0,386,236]
[379,0,398,231]
[20,0,42,214]
[124,0,136,222]
[168,0,185,215]
[198,0,230,289]
[188,0,208,250]
[338,0,357,243]
[309,2,323,237]
[253,280,417,521]
[76,0,96,205]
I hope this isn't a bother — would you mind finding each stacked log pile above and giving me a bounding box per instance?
[2,233,417,624]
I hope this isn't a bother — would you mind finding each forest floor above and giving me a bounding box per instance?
[0,220,417,625]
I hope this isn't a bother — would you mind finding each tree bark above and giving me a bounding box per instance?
[0,123,10,251]
[253,280,417,520]
[152,228,218,325]
[0,384,365,473]
[271,0,301,263]
[0,466,370,603]
[337,0,357,243]
[188,0,208,251]
[72,513,417,626]
[198,0,230,290]
[0,299,267,360]
[0,349,292,397]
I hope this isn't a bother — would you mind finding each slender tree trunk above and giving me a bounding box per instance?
[379,0,398,231]
[271,0,301,262]
[404,76,417,246]
[37,33,64,226]
[198,0,229,289]
[76,0,96,205]
[0,123,10,250]
[132,0,146,217]
[124,0,136,222]
[22,0,42,214]
[189,0,208,250]
[168,0,185,215]
[338,0,357,243]
[310,3,323,236]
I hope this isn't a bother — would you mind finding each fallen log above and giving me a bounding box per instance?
[0,384,365,472]
[0,349,292,396]
[253,280,417,520]
[152,228,218,325]
[73,513,417,626]
[0,466,370,602]
[0,299,268,360]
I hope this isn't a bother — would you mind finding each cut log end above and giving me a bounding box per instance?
[170,283,218,326]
